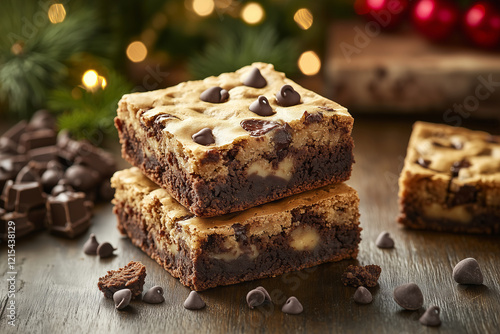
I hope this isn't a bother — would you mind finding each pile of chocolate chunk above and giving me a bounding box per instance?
[0,110,116,240]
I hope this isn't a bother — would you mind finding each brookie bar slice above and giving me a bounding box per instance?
[111,167,361,291]
[398,122,500,234]
[115,62,354,217]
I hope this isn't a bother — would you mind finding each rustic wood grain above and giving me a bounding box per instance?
[1,117,499,334]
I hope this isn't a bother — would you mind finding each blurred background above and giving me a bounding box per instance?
[0,0,499,141]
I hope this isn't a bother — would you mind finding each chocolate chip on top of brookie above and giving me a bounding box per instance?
[115,62,354,217]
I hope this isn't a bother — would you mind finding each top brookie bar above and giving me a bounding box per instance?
[398,121,500,234]
[115,63,354,217]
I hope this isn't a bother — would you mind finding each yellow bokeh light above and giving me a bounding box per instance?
[100,76,107,89]
[82,70,99,89]
[241,2,264,25]
[193,0,215,17]
[126,41,148,63]
[48,4,66,24]
[298,51,321,76]
[294,8,313,30]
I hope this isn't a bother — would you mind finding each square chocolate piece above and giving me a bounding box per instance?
[115,63,354,217]
[398,122,500,234]
[111,167,361,291]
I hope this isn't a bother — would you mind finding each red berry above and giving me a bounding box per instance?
[354,0,410,30]
[463,1,500,49]
[412,0,459,41]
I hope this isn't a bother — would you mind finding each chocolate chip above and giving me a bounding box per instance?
[453,258,483,285]
[341,264,381,288]
[246,289,266,309]
[249,96,274,116]
[272,124,292,152]
[83,233,99,255]
[143,286,165,304]
[353,286,373,304]
[375,231,394,249]
[419,306,441,327]
[317,106,334,111]
[393,283,424,310]
[276,85,301,107]
[97,242,116,258]
[254,286,271,302]
[242,67,267,88]
[192,128,215,146]
[51,180,75,196]
[240,119,281,136]
[113,289,132,310]
[183,291,205,310]
[450,159,471,177]
[417,157,431,168]
[282,296,303,315]
[41,168,64,193]
[200,87,229,103]
[449,185,477,206]
[64,165,100,192]
[303,111,323,124]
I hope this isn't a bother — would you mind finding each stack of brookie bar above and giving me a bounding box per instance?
[111,63,361,291]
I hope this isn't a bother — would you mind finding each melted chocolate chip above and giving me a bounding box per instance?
[155,114,179,124]
[232,223,248,244]
[303,111,323,124]
[450,159,471,177]
[317,106,334,111]
[240,119,281,136]
[249,96,274,116]
[192,128,215,146]
[272,124,292,152]
[242,67,267,88]
[416,157,431,168]
[276,85,301,107]
[200,86,229,103]
[485,135,499,144]
[449,184,477,206]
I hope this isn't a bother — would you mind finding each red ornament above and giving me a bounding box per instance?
[463,1,500,49]
[354,0,410,30]
[412,0,459,41]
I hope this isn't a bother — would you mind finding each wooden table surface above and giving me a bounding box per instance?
[1,116,499,334]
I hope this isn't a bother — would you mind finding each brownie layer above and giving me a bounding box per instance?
[116,118,354,217]
[115,202,360,291]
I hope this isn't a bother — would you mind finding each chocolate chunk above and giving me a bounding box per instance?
[19,129,57,152]
[375,231,394,249]
[200,86,229,103]
[246,289,266,309]
[0,137,19,155]
[16,164,41,183]
[254,286,271,302]
[46,191,92,238]
[0,212,35,239]
[341,265,381,288]
[1,181,46,212]
[416,157,431,168]
[272,124,292,152]
[113,289,132,310]
[183,291,205,310]
[450,159,471,177]
[98,261,147,299]
[2,120,27,143]
[249,96,274,116]
[242,67,267,88]
[240,119,281,136]
[419,306,441,327]
[353,286,373,304]
[453,258,483,285]
[29,109,56,130]
[73,143,117,178]
[41,168,64,193]
[303,111,323,124]
[282,297,303,315]
[97,242,116,258]
[64,165,100,192]
[393,283,424,310]
[276,85,301,107]
[83,233,99,255]
[192,128,215,146]
[143,286,165,304]
[449,185,477,206]
[28,146,59,163]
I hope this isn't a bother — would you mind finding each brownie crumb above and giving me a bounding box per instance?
[341,264,381,288]
[97,261,146,299]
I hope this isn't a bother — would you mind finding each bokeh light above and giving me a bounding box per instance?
[298,51,321,76]
[100,76,107,89]
[294,8,313,30]
[48,4,66,24]
[82,70,99,89]
[241,2,264,25]
[126,41,148,63]
[193,0,215,17]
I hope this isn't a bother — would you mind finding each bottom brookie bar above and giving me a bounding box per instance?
[111,167,361,291]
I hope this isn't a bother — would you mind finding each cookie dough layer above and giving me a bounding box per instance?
[398,122,500,234]
[112,168,361,291]
[115,63,354,217]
